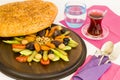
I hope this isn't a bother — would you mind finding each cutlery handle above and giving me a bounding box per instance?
[98,55,104,65]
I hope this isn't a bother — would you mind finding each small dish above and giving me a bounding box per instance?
[81,24,109,40]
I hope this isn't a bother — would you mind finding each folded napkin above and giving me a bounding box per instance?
[71,56,120,80]
[60,5,120,48]
[71,56,111,80]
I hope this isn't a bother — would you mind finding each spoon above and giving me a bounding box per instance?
[102,10,107,16]
[98,41,114,65]
[105,42,120,64]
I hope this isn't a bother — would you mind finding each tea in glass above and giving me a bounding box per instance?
[87,10,105,36]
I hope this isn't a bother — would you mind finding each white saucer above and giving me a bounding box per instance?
[81,24,109,40]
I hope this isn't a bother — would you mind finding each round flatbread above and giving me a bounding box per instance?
[0,0,58,37]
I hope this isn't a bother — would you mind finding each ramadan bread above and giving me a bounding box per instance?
[0,0,58,37]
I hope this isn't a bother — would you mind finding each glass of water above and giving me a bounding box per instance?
[64,0,87,28]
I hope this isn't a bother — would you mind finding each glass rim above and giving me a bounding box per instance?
[65,3,86,13]
[88,9,105,19]
[65,2,86,8]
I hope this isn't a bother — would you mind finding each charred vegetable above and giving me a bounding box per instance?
[2,25,78,65]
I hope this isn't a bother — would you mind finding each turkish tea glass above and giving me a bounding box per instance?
[87,9,107,36]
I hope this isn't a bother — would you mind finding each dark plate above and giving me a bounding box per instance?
[0,24,87,80]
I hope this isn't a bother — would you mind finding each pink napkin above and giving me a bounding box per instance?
[100,63,120,80]
[71,56,120,80]
[60,5,120,48]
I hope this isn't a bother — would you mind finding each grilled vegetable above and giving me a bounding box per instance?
[50,54,60,61]
[20,49,33,56]
[27,51,38,62]
[68,38,78,47]
[2,25,79,65]
[12,44,26,49]
[3,40,20,44]
[51,49,69,61]
[62,46,72,50]
[16,56,28,63]
[40,59,50,65]
[12,48,24,52]
[43,51,49,61]
[56,48,68,56]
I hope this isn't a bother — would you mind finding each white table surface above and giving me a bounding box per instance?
[0,0,120,80]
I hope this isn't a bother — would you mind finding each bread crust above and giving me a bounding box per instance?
[0,0,58,37]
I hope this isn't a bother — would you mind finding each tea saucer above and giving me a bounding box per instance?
[81,24,109,40]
